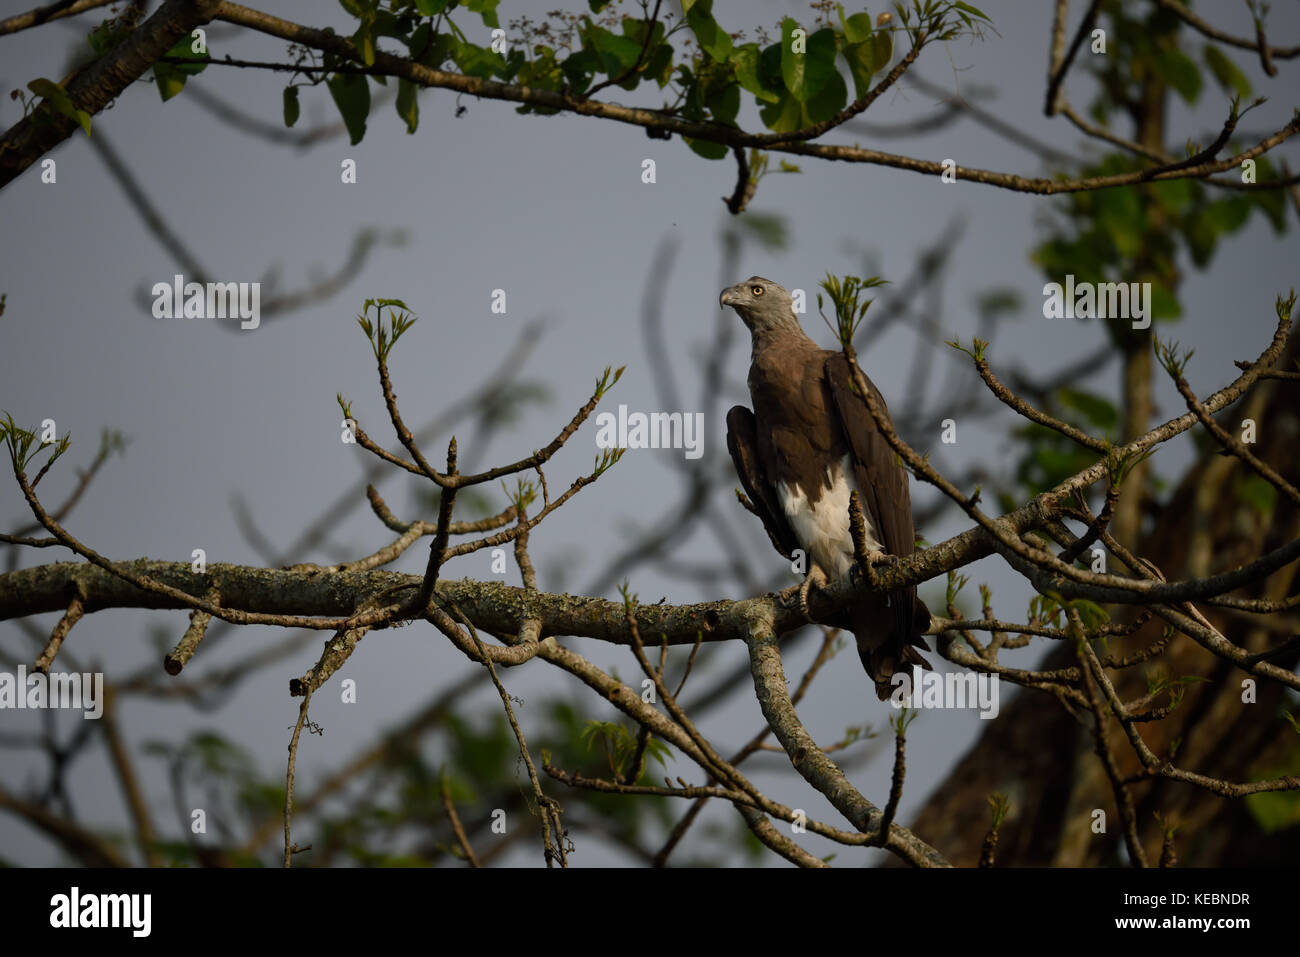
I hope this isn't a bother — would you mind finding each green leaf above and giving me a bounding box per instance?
[160,34,209,75]
[417,31,456,68]
[1152,176,1194,213]
[870,30,893,75]
[736,211,789,250]
[1155,47,1202,105]
[396,77,418,133]
[87,19,131,55]
[731,43,779,102]
[759,90,802,133]
[608,16,663,88]
[685,135,729,160]
[282,86,300,127]
[759,62,844,129]
[687,5,732,62]
[621,15,665,48]
[1149,284,1182,320]
[1185,206,1220,267]
[452,38,506,78]
[585,23,642,77]
[1214,195,1253,233]
[780,19,805,98]
[758,41,784,92]
[353,18,376,67]
[414,0,449,15]
[1247,784,1300,833]
[844,43,874,98]
[802,66,847,123]
[1096,187,1144,258]
[561,47,601,92]
[580,720,640,776]
[645,42,675,87]
[362,297,413,313]
[499,46,524,82]
[150,35,208,103]
[513,43,560,99]
[1057,387,1117,431]
[375,11,408,41]
[1203,45,1251,100]
[327,72,371,145]
[464,0,500,29]
[953,1,991,21]
[706,80,740,125]
[838,6,873,44]
[781,22,837,103]
[589,0,613,10]
[1235,473,1277,515]
[27,78,92,134]
[642,737,674,769]
[154,67,186,102]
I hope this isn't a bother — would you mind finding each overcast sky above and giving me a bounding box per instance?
[2,0,1297,866]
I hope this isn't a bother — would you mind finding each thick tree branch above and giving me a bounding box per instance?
[0,0,224,188]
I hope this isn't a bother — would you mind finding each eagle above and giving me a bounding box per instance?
[721,276,932,700]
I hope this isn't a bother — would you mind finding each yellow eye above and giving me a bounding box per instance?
[751,285,764,296]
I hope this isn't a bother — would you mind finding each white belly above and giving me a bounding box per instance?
[776,454,883,582]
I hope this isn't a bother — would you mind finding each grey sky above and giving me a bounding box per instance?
[1,0,1297,866]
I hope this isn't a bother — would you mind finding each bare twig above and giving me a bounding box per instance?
[441,776,481,867]
[284,684,316,868]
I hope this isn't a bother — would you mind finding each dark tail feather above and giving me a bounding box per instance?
[855,592,933,701]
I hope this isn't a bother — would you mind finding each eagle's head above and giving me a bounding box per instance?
[719,276,800,336]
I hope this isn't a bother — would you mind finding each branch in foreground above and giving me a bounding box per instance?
[0,0,223,188]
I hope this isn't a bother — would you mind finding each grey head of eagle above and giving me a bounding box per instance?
[718,276,802,338]
[720,275,932,700]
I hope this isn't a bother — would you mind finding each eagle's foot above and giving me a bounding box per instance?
[797,565,830,620]
[853,551,897,590]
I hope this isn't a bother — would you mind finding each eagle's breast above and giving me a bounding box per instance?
[776,454,883,582]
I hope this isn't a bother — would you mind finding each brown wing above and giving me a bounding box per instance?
[726,405,800,559]
[822,356,915,559]
[823,355,931,680]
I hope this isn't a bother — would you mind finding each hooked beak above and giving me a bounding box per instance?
[719,287,741,309]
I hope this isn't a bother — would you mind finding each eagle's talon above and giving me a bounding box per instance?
[797,566,829,619]
[854,551,899,588]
